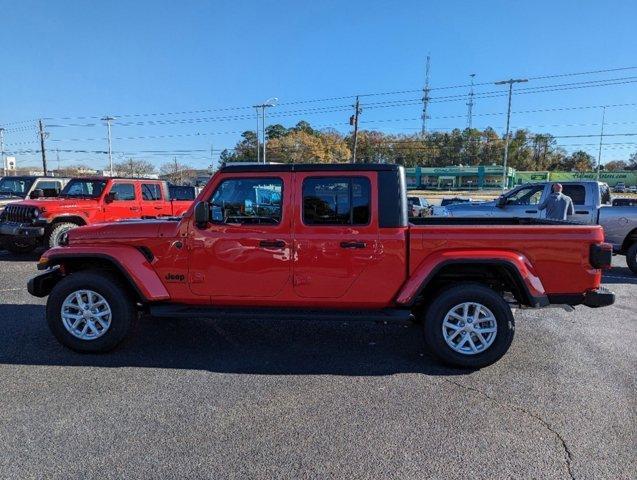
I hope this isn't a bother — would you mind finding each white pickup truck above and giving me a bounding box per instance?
[443,181,637,273]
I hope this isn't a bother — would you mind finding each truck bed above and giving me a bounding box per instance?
[410,217,576,226]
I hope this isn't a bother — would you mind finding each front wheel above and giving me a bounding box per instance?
[47,222,79,248]
[626,243,637,274]
[46,271,135,353]
[422,283,515,368]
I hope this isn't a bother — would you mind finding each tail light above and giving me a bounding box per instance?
[589,243,612,269]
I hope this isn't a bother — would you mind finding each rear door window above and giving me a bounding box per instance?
[141,183,162,201]
[303,177,371,225]
[562,185,586,205]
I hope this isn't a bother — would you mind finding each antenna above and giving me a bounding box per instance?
[466,74,476,128]
[421,55,431,135]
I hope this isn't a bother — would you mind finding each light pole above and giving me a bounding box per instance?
[101,116,116,175]
[495,78,528,191]
[597,106,606,180]
[253,98,277,163]
[0,127,5,175]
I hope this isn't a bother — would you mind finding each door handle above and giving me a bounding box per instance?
[130,206,140,211]
[154,206,163,210]
[340,241,366,249]
[259,240,286,249]
[525,210,538,213]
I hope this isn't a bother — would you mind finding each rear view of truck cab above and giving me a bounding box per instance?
[28,164,614,368]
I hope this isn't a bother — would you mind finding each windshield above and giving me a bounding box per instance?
[0,177,35,198]
[60,179,107,198]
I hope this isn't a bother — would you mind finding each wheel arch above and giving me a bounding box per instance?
[620,227,637,252]
[397,252,548,308]
[41,249,170,303]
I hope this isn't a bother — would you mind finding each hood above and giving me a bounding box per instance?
[0,196,26,208]
[445,199,496,209]
[68,218,180,244]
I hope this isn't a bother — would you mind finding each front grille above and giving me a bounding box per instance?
[2,204,35,223]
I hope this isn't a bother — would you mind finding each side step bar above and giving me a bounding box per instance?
[148,304,414,323]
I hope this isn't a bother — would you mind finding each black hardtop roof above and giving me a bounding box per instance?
[219,163,401,173]
[68,176,165,182]
[1,175,70,180]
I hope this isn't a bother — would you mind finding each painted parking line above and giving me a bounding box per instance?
[0,288,23,293]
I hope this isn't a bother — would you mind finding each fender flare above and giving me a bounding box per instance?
[395,250,548,307]
[40,245,170,301]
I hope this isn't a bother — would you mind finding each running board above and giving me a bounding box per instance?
[148,304,414,323]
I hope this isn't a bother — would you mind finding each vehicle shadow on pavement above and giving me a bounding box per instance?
[603,266,637,285]
[0,304,469,377]
[0,250,43,262]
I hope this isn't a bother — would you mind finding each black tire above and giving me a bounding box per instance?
[2,236,37,253]
[47,222,79,248]
[626,242,637,274]
[46,271,135,353]
[422,283,515,369]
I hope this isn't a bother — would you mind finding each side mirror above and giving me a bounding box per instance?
[496,196,507,208]
[29,189,44,199]
[194,201,210,227]
[104,192,116,203]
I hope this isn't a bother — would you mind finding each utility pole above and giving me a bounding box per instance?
[210,144,214,172]
[466,74,476,129]
[494,78,528,191]
[101,116,116,176]
[255,107,260,162]
[253,98,277,163]
[421,55,431,136]
[0,127,5,175]
[38,119,48,175]
[597,106,606,180]
[350,96,362,163]
[56,149,61,173]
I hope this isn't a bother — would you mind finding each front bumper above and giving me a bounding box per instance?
[27,267,62,297]
[0,221,45,238]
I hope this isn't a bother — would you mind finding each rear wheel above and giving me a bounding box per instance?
[2,236,37,253]
[46,271,135,353]
[626,242,637,274]
[422,283,515,368]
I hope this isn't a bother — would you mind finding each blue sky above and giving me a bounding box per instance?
[2,0,636,170]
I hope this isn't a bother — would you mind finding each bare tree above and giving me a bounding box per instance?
[113,158,156,178]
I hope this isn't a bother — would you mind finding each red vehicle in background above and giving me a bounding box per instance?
[28,164,614,368]
[0,177,192,253]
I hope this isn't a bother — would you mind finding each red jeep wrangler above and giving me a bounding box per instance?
[1,177,192,253]
[28,164,614,368]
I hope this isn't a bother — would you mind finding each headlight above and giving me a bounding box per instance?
[31,208,41,219]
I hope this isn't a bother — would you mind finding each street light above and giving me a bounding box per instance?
[253,97,277,163]
[494,78,528,191]
[101,116,116,176]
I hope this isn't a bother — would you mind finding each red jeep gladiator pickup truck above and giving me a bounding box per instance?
[1,177,192,253]
[28,164,614,368]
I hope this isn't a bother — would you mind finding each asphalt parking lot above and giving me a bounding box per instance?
[0,250,635,480]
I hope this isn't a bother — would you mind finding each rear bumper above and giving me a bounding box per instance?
[547,287,615,308]
[582,287,615,308]
[0,222,45,238]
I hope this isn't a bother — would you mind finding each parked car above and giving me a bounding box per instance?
[612,198,637,207]
[0,176,69,214]
[613,182,627,193]
[407,196,430,217]
[442,181,637,273]
[0,177,192,253]
[627,185,637,194]
[29,164,614,368]
[440,197,472,207]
